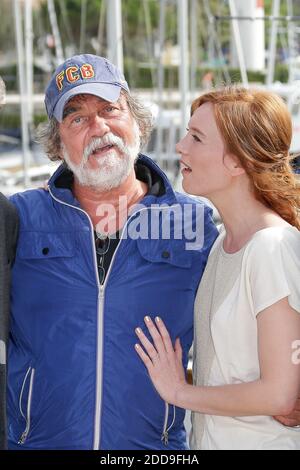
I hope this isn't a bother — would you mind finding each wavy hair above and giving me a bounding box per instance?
[191,86,300,229]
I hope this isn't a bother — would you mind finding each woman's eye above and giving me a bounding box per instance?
[186,128,201,142]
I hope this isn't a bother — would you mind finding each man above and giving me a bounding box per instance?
[6,55,300,450]
[0,76,19,450]
[7,54,217,450]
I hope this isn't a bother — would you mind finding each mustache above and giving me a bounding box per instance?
[83,133,126,161]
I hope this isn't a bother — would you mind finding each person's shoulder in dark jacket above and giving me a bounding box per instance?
[0,193,19,263]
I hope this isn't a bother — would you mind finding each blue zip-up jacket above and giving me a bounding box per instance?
[7,155,218,450]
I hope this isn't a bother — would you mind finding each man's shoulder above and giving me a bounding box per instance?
[172,192,215,222]
[173,191,206,207]
[9,188,49,208]
[156,191,218,254]
[9,189,52,229]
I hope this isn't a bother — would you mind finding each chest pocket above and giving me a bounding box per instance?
[17,231,75,260]
[136,237,192,269]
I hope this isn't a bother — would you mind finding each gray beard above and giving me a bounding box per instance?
[62,128,140,192]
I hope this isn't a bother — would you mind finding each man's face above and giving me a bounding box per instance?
[59,94,140,190]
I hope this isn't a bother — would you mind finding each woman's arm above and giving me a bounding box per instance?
[135,297,300,417]
[274,398,300,427]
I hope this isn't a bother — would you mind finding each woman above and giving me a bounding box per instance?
[134,86,300,450]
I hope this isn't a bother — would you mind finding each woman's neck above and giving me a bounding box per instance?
[211,184,289,253]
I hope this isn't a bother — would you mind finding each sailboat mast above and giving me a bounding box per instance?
[190,0,198,96]
[177,0,189,137]
[47,0,64,64]
[25,0,34,132]
[13,0,31,187]
[107,0,124,72]
[266,0,281,85]
[229,0,249,86]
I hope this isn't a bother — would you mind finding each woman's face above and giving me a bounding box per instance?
[176,102,238,198]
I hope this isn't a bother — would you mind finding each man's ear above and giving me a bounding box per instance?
[223,153,246,177]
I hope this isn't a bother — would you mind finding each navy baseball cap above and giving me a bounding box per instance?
[45,54,130,122]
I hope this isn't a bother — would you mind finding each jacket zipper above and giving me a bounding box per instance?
[48,188,141,449]
[18,367,35,445]
[92,207,154,449]
[48,188,103,450]
[162,403,176,446]
[48,187,179,449]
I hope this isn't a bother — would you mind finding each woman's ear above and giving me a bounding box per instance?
[223,153,246,177]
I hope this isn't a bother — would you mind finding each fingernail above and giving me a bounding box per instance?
[135,327,142,334]
[135,344,140,350]
[155,316,161,323]
[145,316,151,323]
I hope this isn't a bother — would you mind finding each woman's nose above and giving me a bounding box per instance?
[176,137,185,155]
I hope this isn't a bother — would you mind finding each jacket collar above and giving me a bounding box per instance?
[48,154,179,207]
[47,155,199,266]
